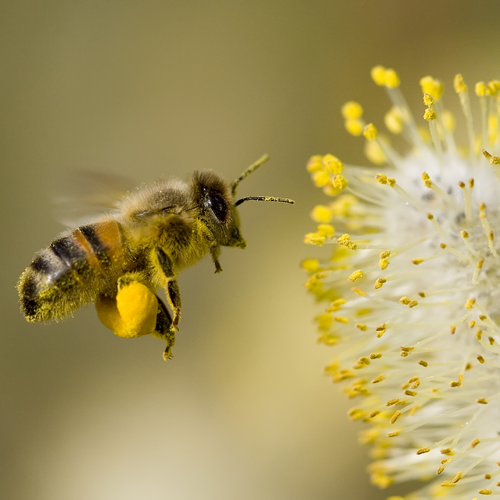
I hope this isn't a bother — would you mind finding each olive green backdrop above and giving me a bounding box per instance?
[1,1,499,499]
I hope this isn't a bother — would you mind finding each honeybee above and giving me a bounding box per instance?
[18,155,294,360]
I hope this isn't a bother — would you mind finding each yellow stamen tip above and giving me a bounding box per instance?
[363,123,378,140]
[370,65,386,86]
[341,101,363,119]
[423,108,437,121]
[453,74,467,93]
[348,270,363,282]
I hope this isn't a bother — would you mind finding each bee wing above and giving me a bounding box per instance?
[53,170,136,227]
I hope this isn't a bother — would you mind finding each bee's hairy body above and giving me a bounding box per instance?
[18,156,294,359]
[19,171,245,326]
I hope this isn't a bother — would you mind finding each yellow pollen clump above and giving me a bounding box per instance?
[453,74,467,93]
[304,233,325,246]
[300,258,321,273]
[423,93,434,106]
[311,205,333,223]
[337,233,357,250]
[419,75,444,100]
[475,81,488,96]
[96,281,158,339]
[423,108,437,121]
[384,68,400,88]
[370,65,386,86]
[345,118,364,136]
[322,154,344,174]
[306,155,323,172]
[348,270,363,282]
[363,123,378,140]
[312,170,330,188]
[317,224,335,237]
[332,175,348,190]
[341,101,363,119]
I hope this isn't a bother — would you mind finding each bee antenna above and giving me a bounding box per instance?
[231,154,270,196]
[235,196,295,207]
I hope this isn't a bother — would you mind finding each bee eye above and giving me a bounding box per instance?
[206,192,228,222]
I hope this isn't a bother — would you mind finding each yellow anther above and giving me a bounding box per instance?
[483,149,500,164]
[374,277,386,289]
[384,107,403,134]
[405,390,417,397]
[453,74,467,93]
[329,298,346,310]
[370,352,382,359]
[461,230,469,239]
[400,296,410,305]
[363,123,378,140]
[418,360,428,367]
[312,170,330,187]
[488,80,500,95]
[387,177,395,187]
[471,438,480,447]
[306,155,323,172]
[465,298,476,309]
[341,101,363,119]
[369,411,380,418]
[423,93,434,106]
[348,270,363,282]
[352,287,366,297]
[379,258,389,270]
[376,173,388,184]
[412,258,423,265]
[317,224,335,237]
[423,108,436,121]
[390,410,401,424]
[475,81,488,96]
[384,68,400,88]
[304,233,325,246]
[417,447,430,455]
[345,118,364,136]
[334,316,349,324]
[419,76,444,100]
[409,301,418,308]
[311,205,333,223]
[418,291,425,298]
[477,355,485,364]
[337,233,357,250]
[332,175,348,190]
[371,374,385,384]
[479,489,492,495]
[477,398,488,404]
[356,323,367,331]
[301,258,321,273]
[315,313,333,330]
[421,171,432,187]
[371,65,386,86]
[440,447,454,455]
[450,325,456,334]
[322,154,344,174]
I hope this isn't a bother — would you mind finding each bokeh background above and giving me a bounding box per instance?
[2,1,500,499]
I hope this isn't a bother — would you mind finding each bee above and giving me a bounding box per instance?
[17,155,294,360]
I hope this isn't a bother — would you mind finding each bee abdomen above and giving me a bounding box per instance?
[18,220,126,322]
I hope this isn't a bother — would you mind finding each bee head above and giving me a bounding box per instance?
[191,171,245,248]
[192,156,294,249]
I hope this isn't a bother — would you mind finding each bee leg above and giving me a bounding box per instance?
[153,295,175,361]
[210,245,223,273]
[155,248,181,332]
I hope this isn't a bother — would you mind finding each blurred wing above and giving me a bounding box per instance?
[53,170,136,228]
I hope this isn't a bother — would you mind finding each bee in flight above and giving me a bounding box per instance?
[17,155,294,360]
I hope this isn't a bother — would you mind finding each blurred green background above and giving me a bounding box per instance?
[2,1,500,499]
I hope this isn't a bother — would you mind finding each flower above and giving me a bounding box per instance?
[303,66,500,498]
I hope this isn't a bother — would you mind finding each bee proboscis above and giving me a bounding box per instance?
[17,155,294,360]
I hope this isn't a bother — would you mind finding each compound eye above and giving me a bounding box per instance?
[206,192,229,222]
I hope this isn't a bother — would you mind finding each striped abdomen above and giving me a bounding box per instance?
[18,220,128,322]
